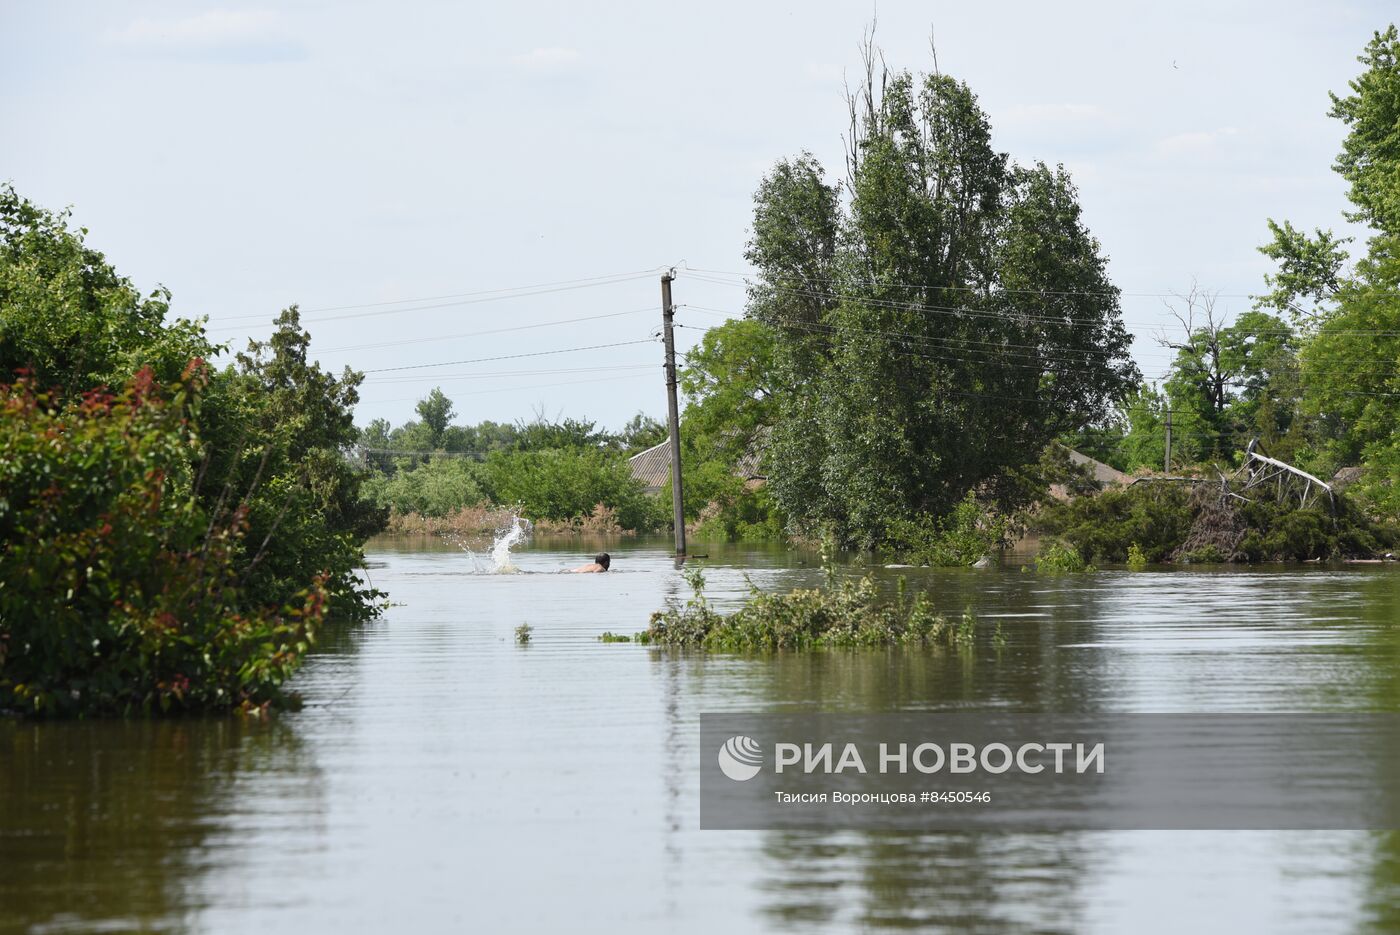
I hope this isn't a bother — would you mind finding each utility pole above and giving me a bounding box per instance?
[661,270,686,559]
[1164,408,1173,474]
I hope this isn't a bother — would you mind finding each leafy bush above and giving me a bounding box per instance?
[1036,481,1394,563]
[0,184,212,395]
[1035,539,1091,573]
[0,367,326,716]
[362,455,486,516]
[642,565,958,651]
[883,491,1008,566]
[1126,542,1148,570]
[197,310,387,622]
[686,460,786,542]
[483,446,663,531]
[1035,484,1194,563]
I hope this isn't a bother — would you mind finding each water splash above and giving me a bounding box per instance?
[444,514,533,573]
[488,515,533,573]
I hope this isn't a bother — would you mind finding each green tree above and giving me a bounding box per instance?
[616,412,666,453]
[1257,24,1400,514]
[362,455,486,516]
[483,447,659,530]
[415,387,455,450]
[194,308,387,622]
[746,50,1138,547]
[1330,26,1400,238]
[360,417,391,450]
[0,185,211,394]
[679,318,776,463]
[0,366,327,716]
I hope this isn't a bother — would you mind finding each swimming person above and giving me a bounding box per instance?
[568,552,611,573]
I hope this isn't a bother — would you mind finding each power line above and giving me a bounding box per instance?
[359,339,657,375]
[679,263,1334,303]
[363,363,657,385]
[678,307,1400,381]
[206,270,660,331]
[360,372,655,406]
[319,307,655,354]
[682,271,1400,336]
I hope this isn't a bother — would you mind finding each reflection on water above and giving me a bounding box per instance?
[0,719,320,934]
[1,537,1399,933]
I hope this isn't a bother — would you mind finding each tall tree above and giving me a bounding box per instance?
[745,46,1138,546]
[1258,25,1400,514]
[415,387,456,450]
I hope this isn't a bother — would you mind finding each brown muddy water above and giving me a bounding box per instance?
[3,536,1400,933]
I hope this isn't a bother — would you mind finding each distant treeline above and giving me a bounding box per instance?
[355,394,669,532]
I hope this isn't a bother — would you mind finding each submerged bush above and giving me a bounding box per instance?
[1035,484,1192,563]
[1035,539,1091,573]
[883,491,1008,566]
[642,565,961,651]
[1126,542,1148,570]
[1034,481,1394,563]
[0,367,327,717]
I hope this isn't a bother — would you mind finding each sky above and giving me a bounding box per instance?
[1,0,1392,432]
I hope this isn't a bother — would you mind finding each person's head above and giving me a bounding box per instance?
[595,552,611,570]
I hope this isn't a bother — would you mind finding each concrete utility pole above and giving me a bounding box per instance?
[1164,408,1173,474]
[661,270,686,559]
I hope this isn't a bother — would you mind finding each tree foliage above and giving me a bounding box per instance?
[0,183,212,395]
[1253,24,1400,516]
[0,188,386,714]
[744,50,1138,547]
[0,367,327,716]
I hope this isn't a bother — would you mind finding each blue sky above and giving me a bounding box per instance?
[1,1,1391,430]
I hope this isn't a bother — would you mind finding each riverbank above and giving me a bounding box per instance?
[381,503,641,537]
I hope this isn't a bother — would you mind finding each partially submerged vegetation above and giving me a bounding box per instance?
[1,186,383,717]
[641,565,982,651]
[1035,482,1396,564]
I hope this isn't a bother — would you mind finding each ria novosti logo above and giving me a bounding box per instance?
[717,735,763,781]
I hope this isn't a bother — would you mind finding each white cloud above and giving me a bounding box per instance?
[509,47,584,72]
[106,10,305,63]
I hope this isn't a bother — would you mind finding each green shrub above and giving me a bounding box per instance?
[1037,481,1394,564]
[1035,484,1192,563]
[884,491,1008,566]
[1035,539,1091,573]
[691,476,787,543]
[363,455,486,516]
[1178,544,1227,563]
[0,367,326,717]
[483,446,662,531]
[642,565,958,651]
[1126,542,1148,570]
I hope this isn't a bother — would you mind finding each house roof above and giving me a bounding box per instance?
[1066,448,1128,486]
[628,441,672,492]
[627,434,768,493]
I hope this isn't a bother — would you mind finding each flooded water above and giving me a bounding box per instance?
[3,537,1400,933]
